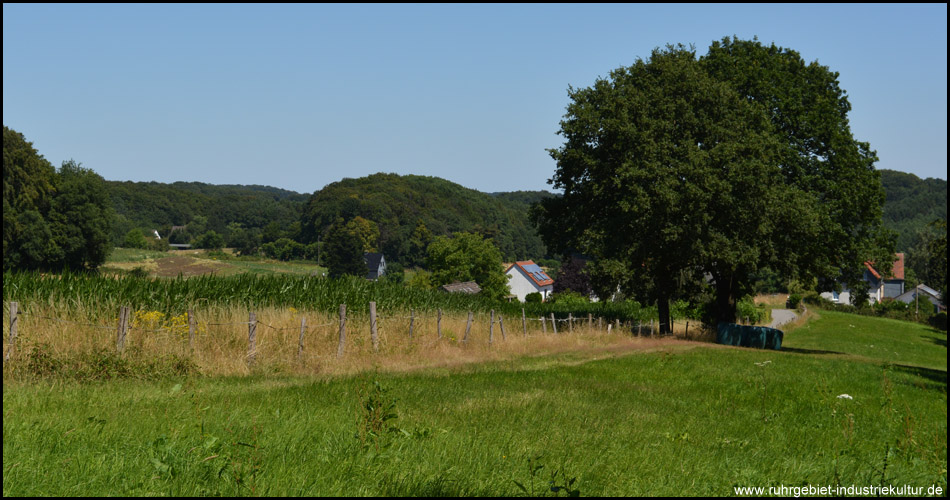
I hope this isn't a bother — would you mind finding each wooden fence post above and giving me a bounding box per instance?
[568,313,573,333]
[464,311,473,342]
[187,309,196,351]
[297,316,306,361]
[117,305,130,354]
[637,321,642,336]
[588,313,592,332]
[336,304,346,358]
[607,323,612,335]
[437,308,443,339]
[4,302,18,361]
[489,310,495,346]
[499,314,506,340]
[541,316,547,334]
[522,308,527,337]
[248,312,257,365]
[370,302,379,352]
[551,313,558,334]
[685,321,689,341]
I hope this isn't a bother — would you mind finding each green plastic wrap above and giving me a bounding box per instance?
[716,323,783,350]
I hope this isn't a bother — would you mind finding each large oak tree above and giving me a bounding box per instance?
[533,40,891,329]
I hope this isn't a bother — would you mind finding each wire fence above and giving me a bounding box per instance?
[3,300,709,369]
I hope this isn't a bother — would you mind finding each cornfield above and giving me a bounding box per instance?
[2,271,659,323]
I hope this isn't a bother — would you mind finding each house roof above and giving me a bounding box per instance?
[895,284,943,303]
[865,252,904,280]
[441,281,482,294]
[364,253,385,279]
[364,253,384,268]
[505,260,554,288]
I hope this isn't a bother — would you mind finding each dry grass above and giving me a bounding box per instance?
[3,304,712,378]
[754,293,789,307]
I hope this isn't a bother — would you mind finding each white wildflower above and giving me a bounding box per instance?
[837,394,853,400]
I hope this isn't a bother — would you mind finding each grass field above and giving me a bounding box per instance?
[2,310,946,496]
[100,248,328,277]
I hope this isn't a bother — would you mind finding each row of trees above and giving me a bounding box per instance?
[3,126,115,271]
[316,214,513,300]
[533,37,895,329]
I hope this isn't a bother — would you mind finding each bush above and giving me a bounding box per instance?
[381,262,404,284]
[736,295,768,324]
[122,229,150,249]
[525,292,542,304]
[547,291,590,307]
[786,293,802,310]
[194,230,225,250]
[929,312,947,331]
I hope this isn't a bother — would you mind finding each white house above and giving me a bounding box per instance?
[505,261,554,302]
[820,253,905,305]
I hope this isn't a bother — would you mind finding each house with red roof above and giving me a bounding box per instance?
[505,260,554,302]
[821,253,905,305]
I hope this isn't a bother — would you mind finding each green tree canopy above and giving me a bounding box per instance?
[323,218,367,278]
[47,160,116,269]
[3,125,57,269]
[3,127,114,271]
[122,228,150,249]
[700,36,893,298]
[426,231,510,301]
[533,40,891,328]
[534,44,783,330]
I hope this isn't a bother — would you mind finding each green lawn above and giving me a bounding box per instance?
[3,311,946,496]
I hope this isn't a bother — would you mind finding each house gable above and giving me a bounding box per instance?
[504,260,554,302]
[364,253,386,280]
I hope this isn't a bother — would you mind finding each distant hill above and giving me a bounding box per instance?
[300,173,553,263]
[106,180,309,243]
[879,169,947,251]
[105,169,939,267]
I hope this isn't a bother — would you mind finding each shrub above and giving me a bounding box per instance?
[786,293,802,310]
[547,290,589,307]
[929,312,947,331]
[525,292,542,304]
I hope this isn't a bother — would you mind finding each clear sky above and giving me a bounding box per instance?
[3,3,947,195]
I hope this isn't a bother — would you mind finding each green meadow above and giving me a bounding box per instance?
[2,310,946,496]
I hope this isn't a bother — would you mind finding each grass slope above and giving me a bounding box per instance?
[3,312,946,496]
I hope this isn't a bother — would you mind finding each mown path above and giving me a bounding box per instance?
[769,308,798,328]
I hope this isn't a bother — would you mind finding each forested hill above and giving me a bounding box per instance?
[879,169,947,251]
[300,173,553,263]
[106,180,309,243]
[104,169,941,264]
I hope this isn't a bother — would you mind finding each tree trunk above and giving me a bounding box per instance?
[657,296,672,335]
[714,273,738,325]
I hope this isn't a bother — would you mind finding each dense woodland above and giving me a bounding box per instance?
[879,169,947,250]
[299,173,552,264]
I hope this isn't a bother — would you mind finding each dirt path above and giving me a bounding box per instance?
[769,308,798,329]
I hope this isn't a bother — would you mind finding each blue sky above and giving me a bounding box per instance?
[3,4,947,194]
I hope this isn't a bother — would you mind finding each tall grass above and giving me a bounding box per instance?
[3,299,699,379]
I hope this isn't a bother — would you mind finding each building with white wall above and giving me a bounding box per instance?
[505,261,554,302]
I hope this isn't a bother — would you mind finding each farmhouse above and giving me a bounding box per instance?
[364,253,386,281]
[820,253,905,305]
[895,284,945,313]
[505,260,554,302]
